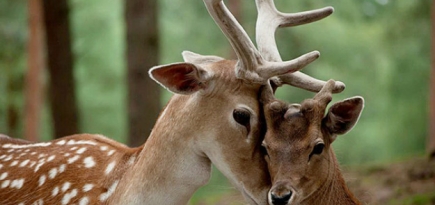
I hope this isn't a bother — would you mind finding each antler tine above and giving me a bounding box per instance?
[203,0,264,82]
[203,0,320,83]
[255,0,345,93]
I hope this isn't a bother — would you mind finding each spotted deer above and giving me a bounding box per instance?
[0,0,345,204]
[260,80,364,205]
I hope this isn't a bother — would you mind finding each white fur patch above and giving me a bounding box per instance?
[19,159,30,167]
[56,140,66,145]
[1,180,10,188]
[38,175,46,187]
[76,147,87,154]
[107,150,115,156]
[52,186,59,196]
[2,142,51,149]
[67,155,80,164]
[47,155,56,162]
[49,168,58,179]
[10,178,25,189]
[83,184,94,192]
[105,161,116,175]
[0,172,8,180]
[10,160,18,166]
[83,157,96,168]
[62,188,78,205]
[79,196,89,205]
[61,182,71,192]
[99,180,119,202]
[59,164,66,173]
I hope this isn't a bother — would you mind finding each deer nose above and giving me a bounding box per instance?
[270,190,292,205]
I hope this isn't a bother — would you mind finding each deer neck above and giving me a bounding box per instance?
[109,95,212,205]
[301,150,360,205]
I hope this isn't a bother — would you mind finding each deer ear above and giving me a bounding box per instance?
[182,51,224,64]
[149,62,209,95]
[323,97,364,141]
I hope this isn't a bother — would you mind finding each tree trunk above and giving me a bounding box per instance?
[429,0,435,159]
[42,0,79,138]
[25,0,45,142]
[125,0,161,146]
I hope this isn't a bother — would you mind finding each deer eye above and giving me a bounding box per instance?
[309,142,325,161]
[233,108,251,132]
[312,143,324,155]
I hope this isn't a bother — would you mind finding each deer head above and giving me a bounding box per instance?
[140,0,345,204]
[260,80,364,205]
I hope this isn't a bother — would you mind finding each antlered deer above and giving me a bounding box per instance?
[0,0,344,204]
[260,80,364,205]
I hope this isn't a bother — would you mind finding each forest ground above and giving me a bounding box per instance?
[193,156,435,205]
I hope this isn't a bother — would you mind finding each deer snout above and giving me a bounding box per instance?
[268,183,293,205]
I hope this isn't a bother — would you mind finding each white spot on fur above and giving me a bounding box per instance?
[32,198,44,205]
[47,155,56,162]
[10,178,24,189]
[105,161,116,175]
[10,160,19,166]
[76,147,87,154]
[70,147,78,151]
[0,155,5,160]
[127,155,136,165]
[7,149,15,153]
[79,196,89,205]
[62,182,71,192]
[1,180,10,188]
[107,150,115,156]
[100,146,108,151]
[83,157,95,168]
[62,188,78,205]
[4,155,12,161]
[67,155,80,164]
[56,140,66,145]
[29,161,36,168]
[83,184,94,192]
[52,186,59,196]
[34,161,45,172]
[99,180,119,202]
[59,164,66,173]
[0,172,8,180]
[64,153,71,157]
[0,164,3,169]
[30,152,37,155]
[49,168,58,179]
[38,175,46,186]
[3,142,51,149]
[19,159,30,167]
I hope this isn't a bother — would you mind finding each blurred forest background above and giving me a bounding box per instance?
[0,0,433,204]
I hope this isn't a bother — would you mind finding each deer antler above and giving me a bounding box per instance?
[203,0,345,92]
[203,0,320,84]
[255,0,345,93]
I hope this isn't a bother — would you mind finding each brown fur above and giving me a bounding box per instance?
[261,80,363,205]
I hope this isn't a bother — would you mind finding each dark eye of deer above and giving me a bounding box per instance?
[309,143,325,161]
[233,108,251,132]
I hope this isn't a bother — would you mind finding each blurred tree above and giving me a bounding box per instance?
[125,0,160,146]
[430,0,435,159]
[25,0,45,142]
[42,0,79,138]
[228,0,242,59]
